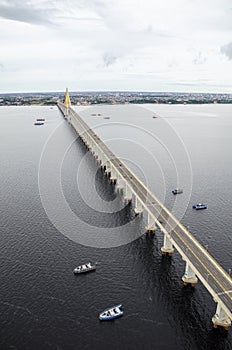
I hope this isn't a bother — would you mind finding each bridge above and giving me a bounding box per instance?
[58,88,232,331]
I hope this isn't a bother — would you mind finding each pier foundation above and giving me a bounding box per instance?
[116,177,124,192]
[212,304,231,330]
[98,151,104,167]
[134,197,143,215]
[104,160,111,176]
[161,234,174,256]
[182,262,198,287]
[92,144,96,157]
[145,213,156,234]
[124,183,132,203]
[110,168,117,184]
[100,155,107,170]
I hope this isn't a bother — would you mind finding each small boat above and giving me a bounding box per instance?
[172,189,183,195]
[99,304,123,321]
[73,262,96,274]
[36,118,45,121]
[34,122,44,126]
[192,203,207,210]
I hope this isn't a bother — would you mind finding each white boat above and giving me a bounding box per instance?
[99,304,123,321]
[192,203,207,210]
[73,262,96,274]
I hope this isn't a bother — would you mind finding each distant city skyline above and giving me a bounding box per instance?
[0,0,232,93]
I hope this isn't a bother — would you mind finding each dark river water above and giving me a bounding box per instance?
[0,103,231,350]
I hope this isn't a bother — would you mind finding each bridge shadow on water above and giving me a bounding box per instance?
[62,134,135,228]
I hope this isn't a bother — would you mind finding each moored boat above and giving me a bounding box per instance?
[73,262,96,274]
[99,304,123,321]
[34,122,44,125]
[192,203,207,210]
[36,118,45,121]
[172,189,183,195]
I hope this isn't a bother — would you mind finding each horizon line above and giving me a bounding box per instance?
[0,90,231,95]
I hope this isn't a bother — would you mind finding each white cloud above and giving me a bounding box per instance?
[0,0,57,25]
[0,0,232,92]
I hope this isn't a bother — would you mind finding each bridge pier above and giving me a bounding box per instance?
[90,143,96,156]
[182,262,198,287]
[94,148,100,162]
[212,304,231,330]
[100,154,107,170]
[134,197,143,215]
[96,155,102,166]
[95,144,102,161]
[146,213,156,234]
[116,177,124,192]
[84,138,90,151]
[104,160,111,176]
[98,149,104,166]
[110,168,117,184]
[82,133,88,148]
[161,234,174,256]
[124,183,132,203]
[85,137,90,150]
[86,135,93,150]
[89,143,98,159]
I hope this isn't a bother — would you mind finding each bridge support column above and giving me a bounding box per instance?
[97,149,103,164]
[95,148,102,165]
[104,160,111,176]
[88,141,93,153]
[146,213,156,234]
[96,150,102,164]
[85,136,91,151]
[94,145,100,161]
[134,197,143,215]
[100,154,107,170]
[124,183,132,203]
[116,177,124,192]
[92,143,97,158]
[212,304,231,330]
[82,133,87,147]
[182,262,198,287]
[110,168,117,184]
[161,234,174,256]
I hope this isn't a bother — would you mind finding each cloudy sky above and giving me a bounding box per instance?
[0,0,232,93]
